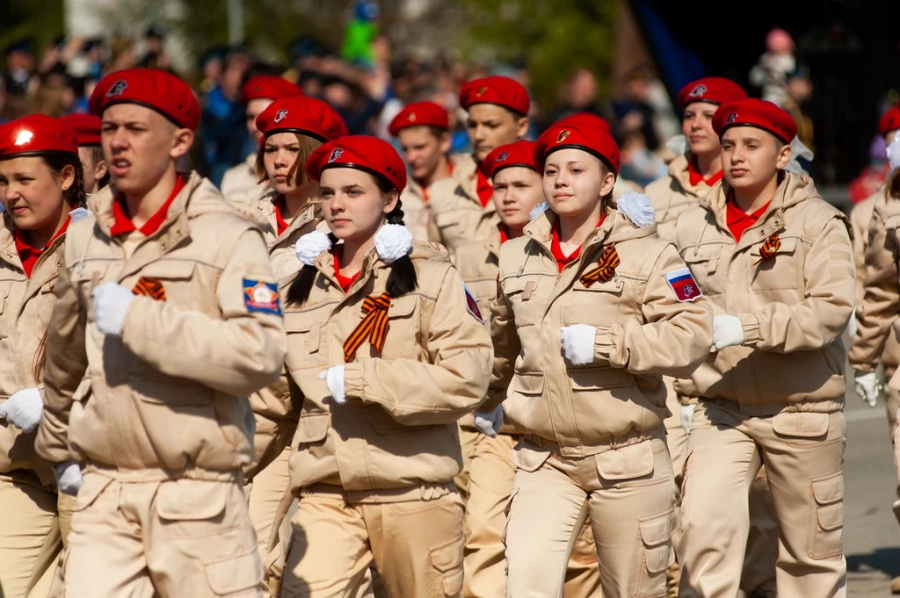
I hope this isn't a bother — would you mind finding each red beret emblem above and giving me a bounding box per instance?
[106,80,128,98]
[475,86,487,98]
[497,151,509,162]
[328,148,344,163]
[14,130,33,146]
[556,129,571,143]
[407,112,417,122]
[688,84,707,98]
[726,112,738,124]
[274,109,288,124]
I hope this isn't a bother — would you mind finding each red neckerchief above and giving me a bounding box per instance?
[725,190,771,242]
[15,217,70,278]
[273,195,290,236]
[475,168,493,208]
[333,248,360,293]
[688,156,724,187]
[498,224,510,244]
[549,215,606,273]
[110,175,187,237]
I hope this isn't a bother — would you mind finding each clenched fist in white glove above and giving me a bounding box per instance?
[854,371,882,408]
[319,366,346,405]
[713,315,744,351]
[0,388,43,433]
[92,282,135,336]
[474,405,504,438]
[680,404,696,434]
[53,462,84,496]
[560,324,597,366]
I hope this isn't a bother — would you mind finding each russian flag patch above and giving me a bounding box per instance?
[665,268,703,302]
[464,284,484,323]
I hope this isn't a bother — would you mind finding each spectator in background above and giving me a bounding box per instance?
[613,66,661,152]
[198,46,227,95]
[750,27,796,106]
[103,36,136,75]
[547,68,605,126]
[321,75,381,135]
[201,51,251,186]
[618,119,668,187]
[2,38,36,120]
[137,25,173,72]
[783,65,815,152]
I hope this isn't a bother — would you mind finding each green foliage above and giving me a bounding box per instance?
[0,0,65,53]
[458,0,617,112]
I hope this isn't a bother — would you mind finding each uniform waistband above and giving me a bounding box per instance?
[299,482,456,504]
[699,397,844,417]
[525,427,661,458]
[86,462,242,483]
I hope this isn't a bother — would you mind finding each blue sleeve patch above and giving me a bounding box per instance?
[243,279,282,315]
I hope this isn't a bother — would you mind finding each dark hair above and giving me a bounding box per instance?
[286,173,417,306]
[42,153,86,209]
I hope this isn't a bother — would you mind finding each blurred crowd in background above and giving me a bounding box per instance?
[0,6,895,202]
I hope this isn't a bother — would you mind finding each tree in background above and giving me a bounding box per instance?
[0,0,65,54]
[457,0,617,114]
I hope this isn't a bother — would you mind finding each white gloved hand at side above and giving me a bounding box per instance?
[680,404,696,434]
[0,388,43,433]
[713,315,744,351]
[560,324,597,366]
[53,462,84,496]
[91,282,135,337]
[319,366,346,405]
[474,404,504,438]
[847,314,858,338]
[854,371,882,408]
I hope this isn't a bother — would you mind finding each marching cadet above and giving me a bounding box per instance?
[34,67,287,598]
[848,103,900,594]
[642,77,778,597]
[221,75,304,204]
[485,119,713,597]
[245,93,346,564]
[388,100,454,241]
[0,115,83,598]
[457,140,602,597]
[674,99,853,597]
[280,135,492,597]
[60,113,110,194]
[428,75,530,257]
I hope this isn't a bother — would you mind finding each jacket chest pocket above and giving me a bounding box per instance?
[285,306,330,370]
[381,295,420,360]
[71,261,111,322]
[0,280,13,339]
[135,260,209,313]
[564,277,625,327]
[750,236,801,292]
[37,280,58,329]
[433,211,462,243]
[502,275,547,327]
[682,248,723,296]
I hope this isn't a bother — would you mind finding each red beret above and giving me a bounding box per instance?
[306,135,407,193]
[388,101,449,136]
[553,112,613,136]
[59,113,102,146]
[240,75,303,106]
[712,99,797,144]
[483,141,538,179]
[90,68,200,131]
[460,76,530,116]
[879,105,900,137]
[0,114,78,158]
[256,96,348,143]
[534,123,620,174]
[677,77,748,109]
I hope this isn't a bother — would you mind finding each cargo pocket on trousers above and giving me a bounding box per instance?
[595,440,656,485]
[631,508,676,598]
[73,473,112,512]
[205,550,264,596]
[773,411,829,448]
[429,532,464,597]
[808,471,844,560]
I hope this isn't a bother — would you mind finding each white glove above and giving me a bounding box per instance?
[92,282,135,337]
[474,405,504,438]
[319,366,346,405]
[847,315,858,338]
[680,404,696,434]
[560,324,597,366]
[53,462,84,496]
[713,315,744,351]
[0,388,43,433]
[854,371,882,408]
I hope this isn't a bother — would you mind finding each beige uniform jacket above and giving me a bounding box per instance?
[283,242,492,492]
[486,209,713,458]
[849,173,900,374]
[245,192,325,473]
[400,178,433,242]
[35,173,287,477]
[428,154,499,255]
[645,153,714,242]
[673,173,854,413]
[0,222,66,486]
[221,153,266,204]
